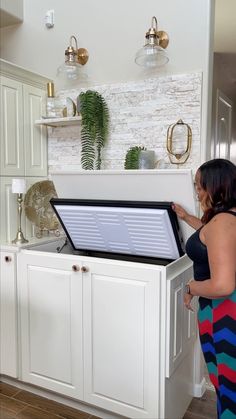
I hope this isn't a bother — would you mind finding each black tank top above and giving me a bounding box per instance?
[186,210,236,281]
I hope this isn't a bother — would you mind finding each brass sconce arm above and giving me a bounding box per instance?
[64,35,89,66]
[145,16,169,49]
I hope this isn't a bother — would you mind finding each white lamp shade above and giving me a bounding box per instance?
[12,178,26,194]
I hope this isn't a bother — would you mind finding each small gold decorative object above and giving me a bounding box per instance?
[24,180,60,238]
[62,97,77,117]
[166,119,192,165]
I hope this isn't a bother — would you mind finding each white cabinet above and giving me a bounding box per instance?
[0,74,47,177]
[18,251,83,399]
[13,170,200,418]
[18,245,196,419]
[83,260,161,418]
[0,250,18,378]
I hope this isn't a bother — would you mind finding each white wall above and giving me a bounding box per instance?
[48,72,202,173]
[0,0,215,160]
[0,0,212,83]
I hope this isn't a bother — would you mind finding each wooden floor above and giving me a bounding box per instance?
[183,389,217,419]
[0,381,217,419]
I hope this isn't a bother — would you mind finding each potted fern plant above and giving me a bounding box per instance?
[124,145,146,169]
[79,90,109,170]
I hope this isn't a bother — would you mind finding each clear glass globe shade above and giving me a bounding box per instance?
[57,62,88,80]
[135,45,169,68]
[56,62,88,89]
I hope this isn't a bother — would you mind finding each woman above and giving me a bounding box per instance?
[172,158,236,419]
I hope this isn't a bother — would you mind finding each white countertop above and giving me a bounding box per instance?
[0,234,65,252]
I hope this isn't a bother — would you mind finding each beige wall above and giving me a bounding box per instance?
[0,0,212,82]
[0,0,215,161]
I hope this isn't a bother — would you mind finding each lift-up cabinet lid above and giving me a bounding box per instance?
[51,169,197,246]
[50,199,185,264]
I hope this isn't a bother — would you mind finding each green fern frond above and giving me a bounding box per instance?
[79,90,109,170]
[80,128,95,170]
[95,133,103,170]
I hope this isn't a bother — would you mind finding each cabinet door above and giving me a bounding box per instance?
[0,76,24,176]
[0,251,18,377]
[23,85,47,177]
[19,252,83,399]
[166,267,197,377]
[83,260,161,419]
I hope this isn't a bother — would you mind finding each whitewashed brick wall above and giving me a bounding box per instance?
[48,71,202,173]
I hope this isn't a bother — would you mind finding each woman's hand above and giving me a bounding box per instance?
[172,203,203,230]
[172,203,189,221]
[184,293,194,311]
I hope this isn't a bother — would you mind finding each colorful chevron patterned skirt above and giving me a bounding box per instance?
[198,291,236,419]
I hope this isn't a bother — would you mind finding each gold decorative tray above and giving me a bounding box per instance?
[24,180,60,232]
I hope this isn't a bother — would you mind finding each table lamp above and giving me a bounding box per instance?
[12,178,28,244]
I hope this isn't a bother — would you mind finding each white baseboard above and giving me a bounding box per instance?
[191,377,207,398]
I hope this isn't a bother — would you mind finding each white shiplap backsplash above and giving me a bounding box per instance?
[48,71,202,173]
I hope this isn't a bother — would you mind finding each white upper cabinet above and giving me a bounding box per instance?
[23,84,48,176]
[0,77,24,175]
[0,0,23,28]
[0,60,49,177]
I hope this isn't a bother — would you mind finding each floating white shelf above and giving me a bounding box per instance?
[35,116,82,127]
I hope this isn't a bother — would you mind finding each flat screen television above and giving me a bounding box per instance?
[50,199,185,265]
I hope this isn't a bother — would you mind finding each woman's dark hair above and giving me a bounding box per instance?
[198,158,236,223]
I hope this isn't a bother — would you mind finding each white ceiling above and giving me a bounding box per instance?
[214,0,236,53]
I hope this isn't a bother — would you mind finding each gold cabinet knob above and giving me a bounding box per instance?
[72,264,80,272]
[5,256,12,262]
[81,266,89,273]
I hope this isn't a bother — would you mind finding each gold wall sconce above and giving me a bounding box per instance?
[166,119,192,165]
[57,35,89,82]
[135,16,169,68]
